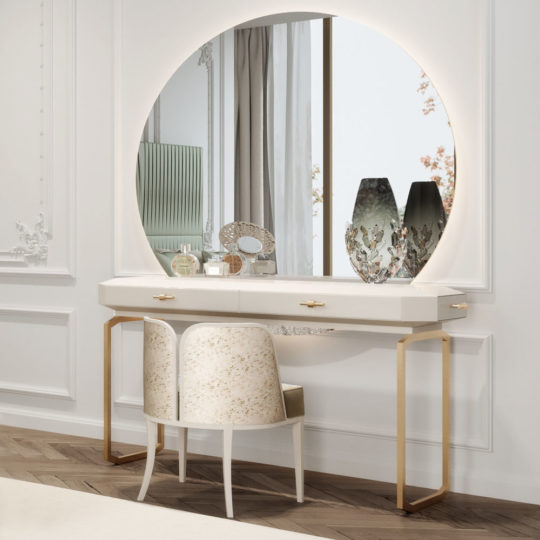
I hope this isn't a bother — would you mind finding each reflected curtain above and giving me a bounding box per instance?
[235,22,312,275]
[268,22,312,275]
[234,27,274,233]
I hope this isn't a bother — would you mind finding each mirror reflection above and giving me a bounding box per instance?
[136,13,455,279]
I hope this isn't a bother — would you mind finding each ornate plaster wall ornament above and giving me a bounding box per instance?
[10,212,49,265]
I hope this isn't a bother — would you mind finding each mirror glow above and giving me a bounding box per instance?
[137,14,454,279]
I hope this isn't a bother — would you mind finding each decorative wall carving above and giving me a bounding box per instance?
[199,41,215,249]
[9,212,49,265]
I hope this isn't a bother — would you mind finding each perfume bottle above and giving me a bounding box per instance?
[171,244,200,277]
[203,255,230,276]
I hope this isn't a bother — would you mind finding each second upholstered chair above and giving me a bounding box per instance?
[137,318,305,518]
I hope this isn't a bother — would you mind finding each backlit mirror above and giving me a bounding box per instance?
[136,13,455,279]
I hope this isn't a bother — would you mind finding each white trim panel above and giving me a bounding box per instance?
[0,307,76,401]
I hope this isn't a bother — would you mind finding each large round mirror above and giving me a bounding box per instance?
[136,13,454,279]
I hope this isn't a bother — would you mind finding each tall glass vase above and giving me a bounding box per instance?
[402,181,447,277]
[345,178,406,283]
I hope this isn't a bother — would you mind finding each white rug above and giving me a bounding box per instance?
[0,477,323,539]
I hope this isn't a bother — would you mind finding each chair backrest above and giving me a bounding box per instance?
[143,317,178,421]
[179,323,286,426]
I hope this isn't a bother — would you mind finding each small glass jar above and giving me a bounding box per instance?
[203,255,230,276]
[171,244,200,277]
[222,252,245,276]
[252,259,276,275]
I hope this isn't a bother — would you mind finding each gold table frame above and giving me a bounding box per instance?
[103,317,450,511]
[396,329,450,511]
[104,316,164,464]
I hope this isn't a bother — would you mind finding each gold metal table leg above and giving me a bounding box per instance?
[104,316,164,464]
[397,329,450,512]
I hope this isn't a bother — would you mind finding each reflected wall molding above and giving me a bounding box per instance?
[0,307,77,401]
[0,0,76,278]
[198,40,215,249]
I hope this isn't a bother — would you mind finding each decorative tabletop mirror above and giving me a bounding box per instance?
[136,13,454,280]
[237,236,262,255]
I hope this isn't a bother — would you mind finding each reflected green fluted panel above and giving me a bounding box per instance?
[136,142,203,271]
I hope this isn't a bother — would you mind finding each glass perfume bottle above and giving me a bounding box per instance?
[203,255,230,276]
[171,244,200,277]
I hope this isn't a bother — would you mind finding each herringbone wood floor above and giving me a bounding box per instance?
[1,425,539,539]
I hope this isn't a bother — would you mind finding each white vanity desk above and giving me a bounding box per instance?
[99,275,467,512]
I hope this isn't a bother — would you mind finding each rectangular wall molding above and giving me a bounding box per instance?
[443,0,493,293]
[304,332,493,452]
[0,0,76,277]
[112,326,492,452]
[0,306,76,400]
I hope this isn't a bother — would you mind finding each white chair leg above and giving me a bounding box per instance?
[292,419,304,503]
[178,427,188,483]
[222,427,234,518]
[137,418,157,501]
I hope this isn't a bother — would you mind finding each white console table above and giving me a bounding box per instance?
[99,276,467,512]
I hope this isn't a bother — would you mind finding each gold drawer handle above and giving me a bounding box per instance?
[153,294,176,301]
[450,302,468,310]
[299,300,325,308]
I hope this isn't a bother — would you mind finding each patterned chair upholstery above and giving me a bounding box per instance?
[138,319,305,518]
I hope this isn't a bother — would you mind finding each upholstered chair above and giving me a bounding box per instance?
[137,318,305,518]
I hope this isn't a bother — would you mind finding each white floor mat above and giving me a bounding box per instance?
[0,477,324,540]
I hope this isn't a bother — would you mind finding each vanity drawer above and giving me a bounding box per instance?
[239,289,467,322]
[238,290,402,321]
[99,283,240,314]
[437,293,468,320]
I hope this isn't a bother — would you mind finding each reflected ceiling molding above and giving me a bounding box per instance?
[198,41,215,250]
[235,12,332,29]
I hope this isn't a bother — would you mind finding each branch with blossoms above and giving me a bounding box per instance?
[417,72,440,116]
[417,71,455,215]
[420,146,455,215]
[312,164,323,217]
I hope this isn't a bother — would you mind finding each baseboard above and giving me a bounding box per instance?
[0,407,104,440]
[2,406,539,506]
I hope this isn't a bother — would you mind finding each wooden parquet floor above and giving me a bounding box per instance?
[1,425,540,540]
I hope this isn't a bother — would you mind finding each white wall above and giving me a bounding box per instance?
[1,0,540,506]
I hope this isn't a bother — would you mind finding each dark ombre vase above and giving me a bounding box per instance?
[345,178,406,283]
[402,181,447,277]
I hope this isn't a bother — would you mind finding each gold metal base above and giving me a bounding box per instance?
[397,329,450,512]
[103,314,450,511]
[104,316,164,464]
